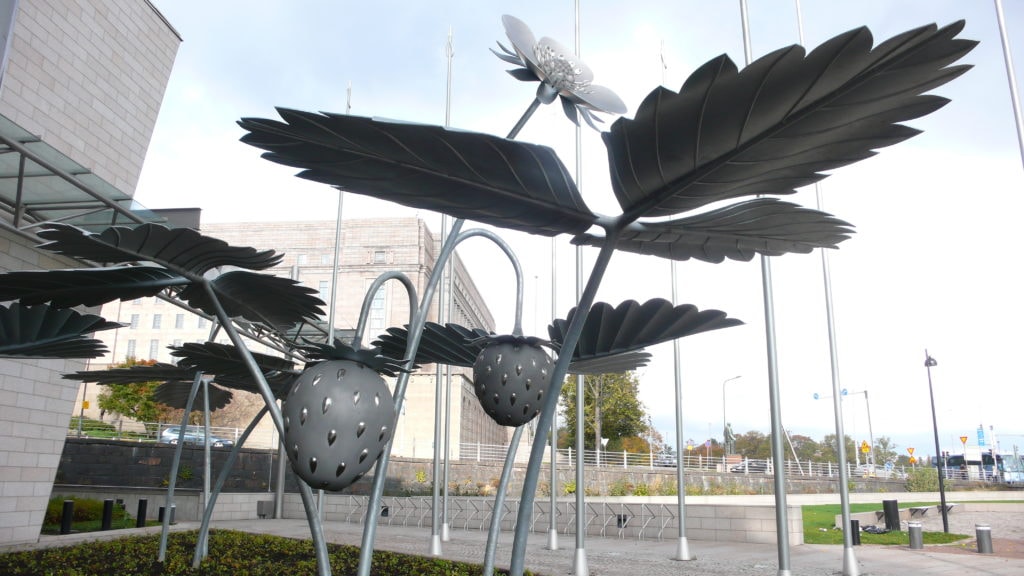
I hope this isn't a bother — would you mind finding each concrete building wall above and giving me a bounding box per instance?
[0,0,180,193]
[0,0,180,545]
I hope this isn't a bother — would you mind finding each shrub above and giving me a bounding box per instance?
[44,496,126,525]
[905,467,939,492]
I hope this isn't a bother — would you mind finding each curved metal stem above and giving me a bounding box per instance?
[509,230,620,575]
[483,425,525,575]
[357,220,465,576]
[507,98,541,140]
[199,279,331,576]
[158,372,203,562]
[192,405,270,567]
[352,271,419,350]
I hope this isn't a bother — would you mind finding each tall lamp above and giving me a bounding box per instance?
[924,351,949,533]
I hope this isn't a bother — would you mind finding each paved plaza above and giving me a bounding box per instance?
[17,496,1024,576]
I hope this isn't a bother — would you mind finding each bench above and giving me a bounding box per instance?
[909,506,929,517]
[941,503,958,514]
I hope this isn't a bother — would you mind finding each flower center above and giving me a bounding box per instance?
[534,43,590,92]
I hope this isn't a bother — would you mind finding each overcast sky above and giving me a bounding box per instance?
[139,0,1024,462]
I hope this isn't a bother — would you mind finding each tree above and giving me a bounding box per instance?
[874,436,899,465]
[96,357,177,433]
[559,372,646,451]
[819,434,858,464]
[788,434,820,462]
[734,430,771,459]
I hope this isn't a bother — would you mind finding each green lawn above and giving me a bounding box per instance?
[802,502,968,545]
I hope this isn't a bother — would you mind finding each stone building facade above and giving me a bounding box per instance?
[85,217,514,460]
[0,0,180,545]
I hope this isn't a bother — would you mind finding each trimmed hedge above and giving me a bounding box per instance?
[0,530,541,575]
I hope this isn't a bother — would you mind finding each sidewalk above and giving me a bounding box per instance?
[201,516,1024,576]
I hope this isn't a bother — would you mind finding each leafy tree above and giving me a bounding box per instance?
[734,430,771,459]
[788,434,820,462]
[819,434,858,464]
[96,357,177,433]
[559,372,646,451]
[873,436,898,465]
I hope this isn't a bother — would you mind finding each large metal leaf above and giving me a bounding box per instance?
[550,299,743,361]
[36,223,282,276]
[0,303,122,359]
[373,322,493,368]
[178,271,325,332]
[567,350,652,375]
[604,22,976,220]
[153,381,235,411]
[239,109,596,237]
[63,362,196,384]
[0,266,189,307]
[573,198,853,263]
[169,342,297,398]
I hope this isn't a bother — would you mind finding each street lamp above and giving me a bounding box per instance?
[924,350,949,533]
[721,375,742,451]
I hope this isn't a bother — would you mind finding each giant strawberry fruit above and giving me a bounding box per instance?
[282,359,395,491]
[472,335,552,427]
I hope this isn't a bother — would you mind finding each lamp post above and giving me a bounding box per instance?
[924,350,949,533]
[721,375,742,450]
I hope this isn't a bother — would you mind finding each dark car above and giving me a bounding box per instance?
[160,426,234,447]
[730,460,769,473]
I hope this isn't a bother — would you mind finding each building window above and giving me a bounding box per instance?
[321,254,332,265]
[369,286,386,333]
[197,317,206,329]
[152,314,162,329]
[373,250,386,264]
[153,296,162,306]
[149,339,160,359]
[173,339,182,348]
[132,298,141,305]
[129,314,139,329]
[175,314,184,329]
[318,280,330,302]
[126,339,136,358]
[296,254,308,266]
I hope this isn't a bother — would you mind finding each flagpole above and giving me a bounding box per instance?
[994,0,1024,171]
[739,1,791,574]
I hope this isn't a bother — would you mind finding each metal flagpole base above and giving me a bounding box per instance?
[572,548,588,576]
[546,528,558,550]
[429,534,442,556]
[441,522,450,542]
[673,537,695,560]
[842,546,860,576]
[777,571,792,576]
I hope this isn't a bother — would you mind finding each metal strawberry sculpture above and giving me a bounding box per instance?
[472,335,553,427]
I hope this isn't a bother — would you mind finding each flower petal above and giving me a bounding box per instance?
[501,15,538,67]
[535,36,594,85]
[569,84,627,115]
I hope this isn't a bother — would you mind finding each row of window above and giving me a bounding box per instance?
[126,313,208,330]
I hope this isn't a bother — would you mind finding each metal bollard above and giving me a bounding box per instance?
[60,500,74,535]
[908,521,923,549]
[883,499,901,531]
[158,504,176,525]
[850,519,861,545]
[136,498,148,528]
[976,524,993,554]
[101,499,114,531]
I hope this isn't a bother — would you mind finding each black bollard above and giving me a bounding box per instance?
[101,499,114,531]
[158,504,176,525]
[883,499,901,531]
[136,498,148,528]
[60,500,74,535]
[850,519,861,545]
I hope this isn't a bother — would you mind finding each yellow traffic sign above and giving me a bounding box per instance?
[907,447,915,455]
[82,400,89,410]
[909,456,917,464]
[860,440,870,453]
[960,435,968,445]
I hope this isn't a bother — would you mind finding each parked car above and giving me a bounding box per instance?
[654,454,678,468]
[730,459,769,473]
[853,464,877,477]
[160,426,234,447]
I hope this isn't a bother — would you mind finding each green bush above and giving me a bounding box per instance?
[45,496,126,525]
[905,467,940,492]
[0,530,540,575]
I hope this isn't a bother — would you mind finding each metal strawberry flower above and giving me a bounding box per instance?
[493,14,626,129]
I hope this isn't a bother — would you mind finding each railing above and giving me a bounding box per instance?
[65,421,1011,484]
